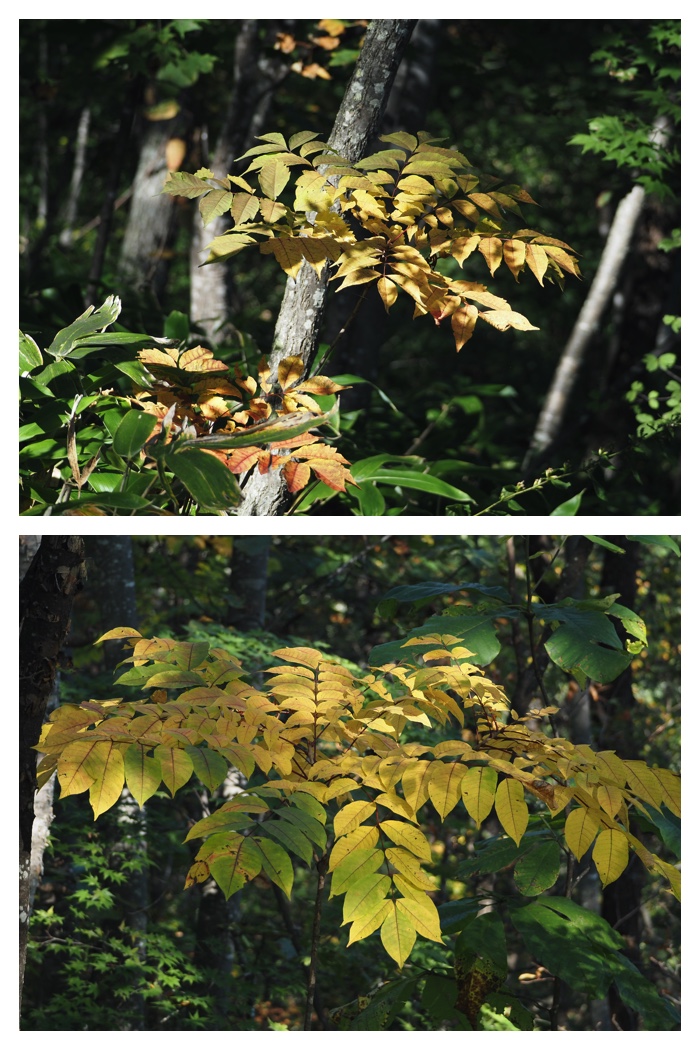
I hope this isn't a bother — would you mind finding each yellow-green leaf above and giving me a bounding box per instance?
[495,778,528,845]
[381,901,416,967]
[342,873,391,925]
[330,848,384,899]
[596,783,623,819]
[57,739,100,798]
[385,847,435,891]
[379,820,432,861]
[334,800,376,838]
[564,806,600,861]
[124,743,162,807]
[329,824,379,871]
[258,158,291,200]
[210,836,263,899]
[347,899,392,946]
[428,760,465,819]
[260,237,304,279]
[396,894,443,944]
[85,741,126,818]
[154,747,193,793]
[592,828,629,887]
[461,765,497,828]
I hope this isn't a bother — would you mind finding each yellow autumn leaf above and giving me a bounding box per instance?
[428,760,466,819]
[347,899,392,947]
[564,806,600,861]
[401,760,432,813]
[477,236,503,276]
[525,242,549,285]
[396,894,443,944]
[596,783,624,819]
[592,828,629,887]
[260,237,304,279]
[377,276,398,312]
[495,777,528,845]
[329,824,379,871]
[479,309,539,333]
[342,873,391,925]
[379,820,432,862]
[381,901,416,968]
[451,304,478,351]
[461,765,497,828]
[503,238,526,279]
[57,738,101,798]
[85,741,126,819]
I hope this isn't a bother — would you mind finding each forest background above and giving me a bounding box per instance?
[19,18,680,516]
[19,533,680,1031]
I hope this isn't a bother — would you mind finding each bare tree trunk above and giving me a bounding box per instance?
[228,535,270,630]
[190,21,291,345]
[522,185,646,471]
[236,18,417,516]
[117,115,183,303]
[19,536,86,1021]
[59,106,91,248]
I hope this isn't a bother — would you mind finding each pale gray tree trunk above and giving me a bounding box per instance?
[236,18,417,516]
[117,115,182,303]
[59,106,91,248]
[190,21,291,344]
[523,185,646,471]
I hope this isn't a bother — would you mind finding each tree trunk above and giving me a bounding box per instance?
[522,185,646,472]
[117,113,184,304]
[19,536,86,1020]
[190,21,291,345]
[228,535,270,631]
[236,18,417,516]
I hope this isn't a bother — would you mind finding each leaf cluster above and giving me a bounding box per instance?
[37,628,679,974]
[163,130,581,352]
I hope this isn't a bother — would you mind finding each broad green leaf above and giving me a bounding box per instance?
[628,535,680,557]
[255,836,294,899]
[379,820,432,862]
[282,806,327,851]
[184,808,256,842]
[611,955,680,1030]
[428,761,465,819]
[123,743,162,807]
[369,611,502,670]
[495,778,528,845]
[290,791,327,826]
[111,410,159,458]
[513,839,561,896]
[355,468,474,502]
[164,447,242,511]
[381,901,416,967]
[342,873,391,925]
[461,766,497,828]
[542,599,631,683]
[262,817,315,865]
[592,828,629,887]
[154,744,193,796]
[185,746,229,791]
[564,806,600,860]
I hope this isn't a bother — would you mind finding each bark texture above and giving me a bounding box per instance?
[19,536,86,1018]
[237,18,417,516]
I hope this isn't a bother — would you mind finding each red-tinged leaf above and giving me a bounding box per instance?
[451,304,479,351]
[124,743,162,807]
[282,459,311,493]
[221,446,263,474]
[184,860,210,889]
[525,243,549,285]
[503,239,527,280]
[477,236,503,276]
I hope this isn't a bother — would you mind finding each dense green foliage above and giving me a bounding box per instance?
[23,536,680,1031]
[20,20,680,514]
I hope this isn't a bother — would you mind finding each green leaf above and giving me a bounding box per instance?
[164,447,242,510]
[20,330,43,373]
[585,535,626,553]
[551,490,584,515]
[184,411,333,451]
[261,817,315,865]
[369,610,503,668]
[184,746,229,791]
[542,598,631,683]
[123,743,162,807]
[513,839,561,895]
[628,535,680,557]
[111,410,159,458]
[210,837,263,899]
[46,296,122,358]
[255,836,294,899]
[164,310,190,343]
[359,468,474,503]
